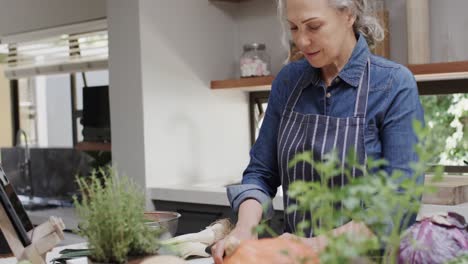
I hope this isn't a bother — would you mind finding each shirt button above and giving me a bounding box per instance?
[326,92,331,98]
[333,77,340,84]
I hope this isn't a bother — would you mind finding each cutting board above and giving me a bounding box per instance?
[422,175,468,205]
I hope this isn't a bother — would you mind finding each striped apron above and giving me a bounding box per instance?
[277,59,371,237]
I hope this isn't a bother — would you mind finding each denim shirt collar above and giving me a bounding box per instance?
[302,33,371,89]
[338,34,371,88]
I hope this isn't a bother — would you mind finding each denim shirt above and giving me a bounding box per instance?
[227,34,425,223]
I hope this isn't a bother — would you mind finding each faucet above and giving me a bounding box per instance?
[15,129,33,200]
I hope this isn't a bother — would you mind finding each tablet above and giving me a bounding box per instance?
[0,164,32,246]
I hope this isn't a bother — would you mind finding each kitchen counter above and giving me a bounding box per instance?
[1,243,213,264]
[27,207,79,231]
[149,183,284,210]
[149,183,468,220]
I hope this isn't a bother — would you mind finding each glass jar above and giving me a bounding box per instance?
[240,43,271,78]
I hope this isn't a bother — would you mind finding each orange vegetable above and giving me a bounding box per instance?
[224,238,319,264]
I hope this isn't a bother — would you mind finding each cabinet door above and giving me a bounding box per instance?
[153,200,286,237]
[153,200,235,236]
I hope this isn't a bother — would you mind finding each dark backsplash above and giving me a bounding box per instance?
[0,148,94,200]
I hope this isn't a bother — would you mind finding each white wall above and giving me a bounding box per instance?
[107,0,147,190]
[138,0,250,187]
[235,0,288,76]
[0,0,106,37]
[35,76,49,147]
[44,74,73,147]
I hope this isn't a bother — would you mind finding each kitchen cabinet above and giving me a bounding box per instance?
[153,200,232,235]
[153,200,284,237]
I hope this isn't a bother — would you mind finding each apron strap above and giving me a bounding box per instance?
[353,58,371,118]
[283,66,318,114]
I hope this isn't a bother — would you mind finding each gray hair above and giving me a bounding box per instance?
[277,0,384,49]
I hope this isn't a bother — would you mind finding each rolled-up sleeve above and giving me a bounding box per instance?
[227,184,275,219]
[226,64,295,219]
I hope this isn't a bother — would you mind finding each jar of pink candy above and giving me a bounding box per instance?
[240,43,271,78]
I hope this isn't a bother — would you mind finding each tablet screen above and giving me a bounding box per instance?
[0,164,32,246]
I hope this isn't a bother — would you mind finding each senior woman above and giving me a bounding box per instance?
[213,0,424,262]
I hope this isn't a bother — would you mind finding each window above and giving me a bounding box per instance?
[418,79,468,173]
[3,20,107,79]
[0,20,110,149]
[421,93,467,167]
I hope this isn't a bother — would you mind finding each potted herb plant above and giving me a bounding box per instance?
[73,166,160,264]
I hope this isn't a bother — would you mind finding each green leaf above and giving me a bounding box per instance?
[342,197,360,210]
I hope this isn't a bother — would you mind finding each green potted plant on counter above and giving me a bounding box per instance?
[73,166,160,264]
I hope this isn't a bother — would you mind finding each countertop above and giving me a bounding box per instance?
[148,183,284,210]
[3,183,465,264]
[24,183,468,233]
[149,183,468,220]
[1,243,213,264]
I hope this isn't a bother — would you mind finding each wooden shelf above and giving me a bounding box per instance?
[210,76,275,91]
[75,141,111,152]
[210,61,468,91]
[408,61,468,75]
[409,61,468,82]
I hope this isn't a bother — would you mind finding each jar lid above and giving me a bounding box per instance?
[243,43,266,51]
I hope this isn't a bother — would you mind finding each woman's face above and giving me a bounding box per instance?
[286,0,355,68]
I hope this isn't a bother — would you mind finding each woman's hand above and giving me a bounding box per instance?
[212,225,257,264]
[279,232,328,252]
[212,199,263,264]
[308,234,328,252]
[278,220,375,253]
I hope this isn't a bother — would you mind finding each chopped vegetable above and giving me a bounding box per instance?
[160,219,232,259]
[51,248,92,264]
[224,237,319,264]
[140,255,186,264]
